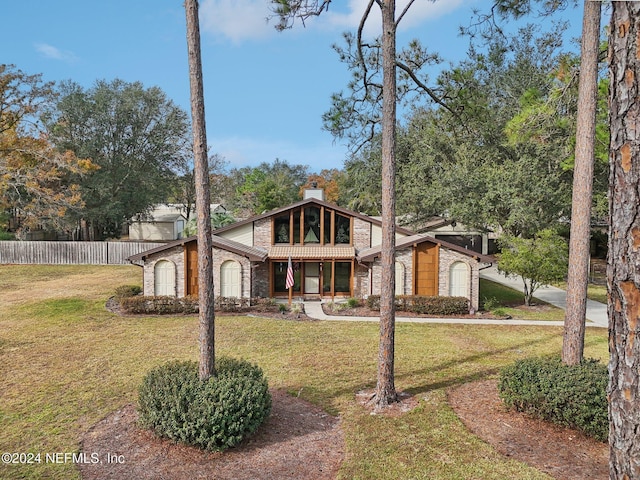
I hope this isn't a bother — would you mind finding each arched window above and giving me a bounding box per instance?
[220,260,241,298]
[154,260,176,296]
[449,261,469,298]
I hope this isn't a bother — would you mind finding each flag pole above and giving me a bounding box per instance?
[286,256,294,307]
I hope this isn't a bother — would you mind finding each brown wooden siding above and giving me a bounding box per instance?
[413,241,439,296]
[185,241,198,296]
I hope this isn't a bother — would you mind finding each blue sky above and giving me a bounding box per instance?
[3,1,583,172]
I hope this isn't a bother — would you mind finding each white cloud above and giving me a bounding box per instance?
[199,0,275,43]
[34,43,78,62]
[324,0,467,36]
[199,0,467,43]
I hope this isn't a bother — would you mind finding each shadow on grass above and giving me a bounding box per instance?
[320,331,559,405]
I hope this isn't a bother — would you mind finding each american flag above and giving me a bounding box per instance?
[285,256,295,289]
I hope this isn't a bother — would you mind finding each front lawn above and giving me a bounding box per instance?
[0,265,608,479]
[479,278,566,321]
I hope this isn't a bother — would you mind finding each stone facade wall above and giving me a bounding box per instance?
[353,263,370,298]
[367,248,413,297]
[252,262,270,298]
[438,249,480,312]
[143,246,262,299]
[142,246,185,297]
[253,218,270,248]
[353,218,371,250]
[397,249,413,296]
[363,247,479,311]
[211,249,252,298]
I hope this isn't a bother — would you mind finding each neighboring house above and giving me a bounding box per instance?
[128,203,226,241]
[128,191,493,311]
[417,218,500,256]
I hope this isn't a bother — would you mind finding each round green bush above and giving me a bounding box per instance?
[137,357,271,451]
[498,356,608,442]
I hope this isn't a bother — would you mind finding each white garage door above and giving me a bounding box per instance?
[154,260,176,296]
[220,260,241,297]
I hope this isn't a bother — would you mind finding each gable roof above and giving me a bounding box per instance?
[357,233,494,264]
[127,234,268,265]
[212,197,416,237]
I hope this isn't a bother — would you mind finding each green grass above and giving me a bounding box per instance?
[0,265,609,479]
[479,279,567,321]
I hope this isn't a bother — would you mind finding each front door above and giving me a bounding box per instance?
[304,262,320,294]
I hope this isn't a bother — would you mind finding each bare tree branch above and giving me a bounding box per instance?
[395,60,454,114]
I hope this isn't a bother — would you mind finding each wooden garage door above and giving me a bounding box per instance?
[185,241,198,296]
[414,242,439,296]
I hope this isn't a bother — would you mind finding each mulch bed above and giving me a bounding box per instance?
[78,389,344,480]
[448,380,609,480]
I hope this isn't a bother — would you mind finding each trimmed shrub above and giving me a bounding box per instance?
[498,356,608,442]
[114,284,142,300]
[365,295,469,315]
[138,358,271,451]
[119,295,199,314]
[346,297,361,308]
[119,296,273,315]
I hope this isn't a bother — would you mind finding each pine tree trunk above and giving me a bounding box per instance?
[185,0,215,380]
[375,0,398,409]
[608,3,640,477]
[562,0,601,366]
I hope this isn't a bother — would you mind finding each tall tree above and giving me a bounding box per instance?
[185,0,215,380]
[230,159,309,216]
[299,169,344,204]
[497,229,569,306]
[608,3,640,477]
[376,0,399,408]
[272,0,437,408]
[344,25,576,236]
[0,64,94,236]
[45,79,190,240]
[562,0,601,366]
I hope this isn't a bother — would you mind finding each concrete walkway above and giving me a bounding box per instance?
[301,266,608,329]
[480,266,608,328]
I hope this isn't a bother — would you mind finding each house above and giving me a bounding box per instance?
[128,203,226,241]
[416,217,499,256]
[128,191,493,311]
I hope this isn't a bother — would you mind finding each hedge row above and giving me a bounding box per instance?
[498,356,608,442]
[119,295,278,315]
[365,295,470,315]
[138,358,271,451]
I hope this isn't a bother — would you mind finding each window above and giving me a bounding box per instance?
[334,214,350,244]
[334,262,351,293]
[272,206,352,246]
[303,207,320,243]
[273,261,300,292]
[274,214,290,243]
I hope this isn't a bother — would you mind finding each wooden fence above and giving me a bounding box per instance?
[0,241,165,265]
